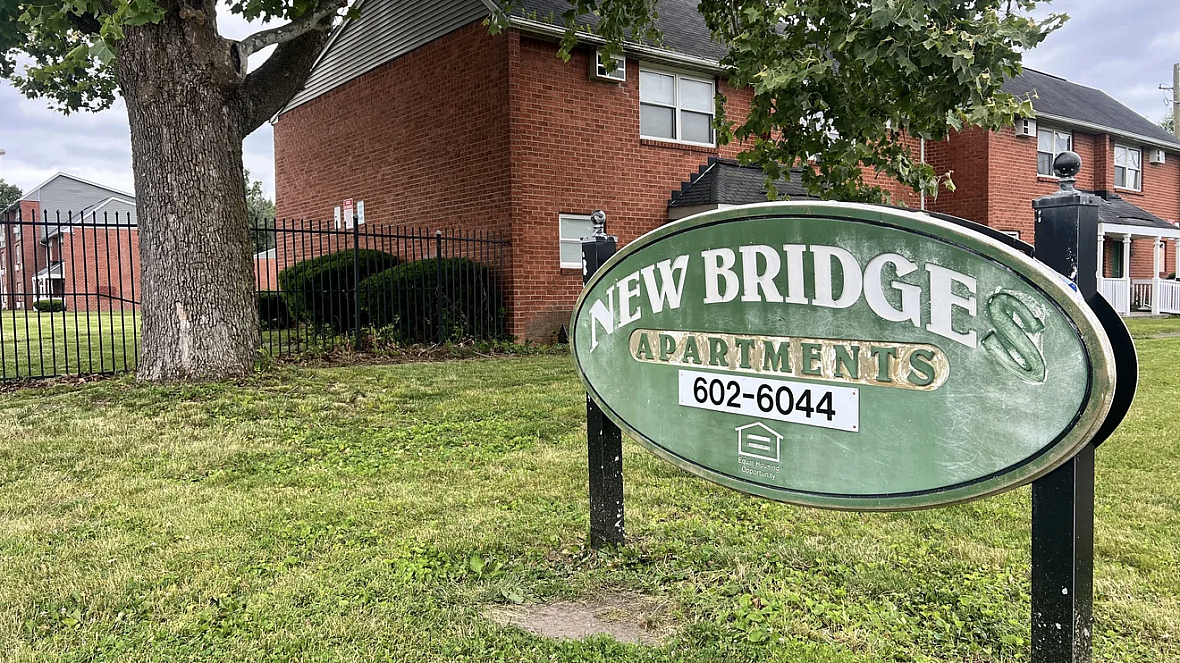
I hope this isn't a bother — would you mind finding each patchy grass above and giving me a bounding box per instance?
[1123,315,1180,339]
[0,319,1175,662]
[0,310,138,379]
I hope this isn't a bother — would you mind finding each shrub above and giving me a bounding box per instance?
[358,258,503,343]
[257,291,291,330]
[278,250,399,332]
[33,299,66,313]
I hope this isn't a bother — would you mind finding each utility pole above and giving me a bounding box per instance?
[1161,64,1179,139]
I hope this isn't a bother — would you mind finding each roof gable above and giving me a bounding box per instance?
[20,172,135,204]
[280,0,490,114]
[1003,69,1180,150]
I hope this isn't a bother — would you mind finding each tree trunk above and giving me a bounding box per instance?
[116,2,259,381]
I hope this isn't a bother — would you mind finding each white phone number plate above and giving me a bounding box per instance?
[677,369,860,432]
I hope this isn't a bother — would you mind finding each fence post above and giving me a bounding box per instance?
[352,209,362,350]
[1030,151,1099,663]
[582,210,625,549]
[435,230,444,343]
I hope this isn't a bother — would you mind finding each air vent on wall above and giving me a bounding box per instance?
[1149,148,1166,164]
[1015,118,1036,137]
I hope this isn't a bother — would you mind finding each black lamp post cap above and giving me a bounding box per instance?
[1053,151,1082,179]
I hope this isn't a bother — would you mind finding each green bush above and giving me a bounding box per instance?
[278,250,399,332]
[33,299,66,313]
[358,258,503,343]
[257,291,291,330]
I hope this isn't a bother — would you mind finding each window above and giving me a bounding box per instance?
[594,49,625,82]
[1037,127,1072,176]
[639,69,715,146]
[1115,144,1142,191]
[559,214,595,269]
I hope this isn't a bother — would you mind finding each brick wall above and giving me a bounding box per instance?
[273,21,512,234]
[505,34,757,339]
[60,227,142,312]
[933,126,1178,280]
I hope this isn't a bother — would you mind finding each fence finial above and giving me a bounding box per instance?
[591,210,607,238]
[1053,151,1082,192]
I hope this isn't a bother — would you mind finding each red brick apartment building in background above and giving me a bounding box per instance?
[273,0,1180,338]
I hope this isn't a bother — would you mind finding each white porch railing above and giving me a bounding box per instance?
[1099,277,1130,315]
[1132,280,1154,311]
[1159,280,1180,315]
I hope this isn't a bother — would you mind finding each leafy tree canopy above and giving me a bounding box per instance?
[0,178,20,210]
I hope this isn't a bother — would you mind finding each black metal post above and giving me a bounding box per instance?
[435,230,444,343]
[1030,151,1098,663]
[352,210,362,351]
[582,210,625,549]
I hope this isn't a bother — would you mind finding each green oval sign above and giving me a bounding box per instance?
[570,202,1116,510]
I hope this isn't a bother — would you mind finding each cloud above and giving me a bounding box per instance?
[1025,0,1180,124]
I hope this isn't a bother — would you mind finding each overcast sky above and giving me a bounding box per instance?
[1,0,1178,200]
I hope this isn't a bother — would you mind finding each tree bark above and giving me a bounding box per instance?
[114,0,333,381]
[116,0,259,381]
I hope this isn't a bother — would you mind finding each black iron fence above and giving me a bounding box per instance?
[257,218,510,356]
[1,209,140,380]
[0,209,509,381]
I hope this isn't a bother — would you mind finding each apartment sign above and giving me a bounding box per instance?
[569,202,1118,510]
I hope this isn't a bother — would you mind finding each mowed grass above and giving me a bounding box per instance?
[0,319,1176,662]
[0,310,138,379]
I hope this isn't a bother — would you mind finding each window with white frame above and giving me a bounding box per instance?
[1037,127,1072,176]
[559,214,595,269]
[1114,144,1142,191]
[639,69,715,146]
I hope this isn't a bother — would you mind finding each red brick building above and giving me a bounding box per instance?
[272,0,1180,339]
[1,173,141,312]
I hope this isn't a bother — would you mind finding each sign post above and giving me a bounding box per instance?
[1029,153,1100,662]
[582,210,625,548]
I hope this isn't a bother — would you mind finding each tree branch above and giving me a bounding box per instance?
[235,22,335,136]
[235,0,346,66]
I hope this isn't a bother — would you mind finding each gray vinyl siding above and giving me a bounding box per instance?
[84,200,138,223]
[33,178,134,221]
[280,0,489,114]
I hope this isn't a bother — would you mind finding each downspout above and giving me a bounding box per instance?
[919,137,927,211]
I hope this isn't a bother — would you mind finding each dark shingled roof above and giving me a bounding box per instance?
[513,0,727,62]
[1087,190,1180,231]
[1002,69,1180,149]
[668,158,814,208]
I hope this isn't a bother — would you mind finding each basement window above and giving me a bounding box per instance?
[559,214,594,269]
[639,69,715,146]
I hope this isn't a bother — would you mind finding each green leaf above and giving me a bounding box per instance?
[89,40,115,64]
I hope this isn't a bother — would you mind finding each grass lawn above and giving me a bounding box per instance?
[0,319,1177,662]
[0,310,139,379]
